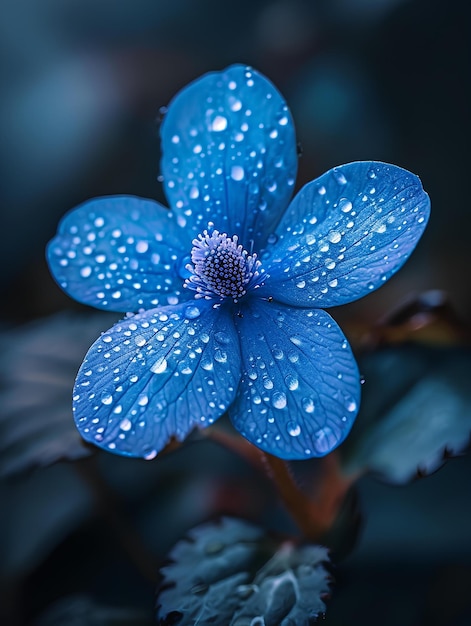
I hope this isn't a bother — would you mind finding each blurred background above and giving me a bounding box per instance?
[1,0,471,624]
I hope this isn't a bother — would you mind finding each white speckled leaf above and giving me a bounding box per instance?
[157,517,331,625]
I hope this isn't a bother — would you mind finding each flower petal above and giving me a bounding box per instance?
[73,300,241,458]
[160,64,297,248]
[260,162,430,307]
[47,196,193,312]
[230,300,360,459]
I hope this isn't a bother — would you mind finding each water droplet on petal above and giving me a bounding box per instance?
[214,331,230,344]
[339,198,353,213]
[101,392,113,405]
[185,305,201,319]
[287,421,301,436]
[285,374,299,391]
[272,391,287,409]
[231,165,244,181]
[328,231,341,244]
[120,418,132,431]
[144,449,157,460]
[214,349,228,363]
[346,398,357,412]
[302,397,315,413]
[138,394,149,406]
[151,357,167,374]
[333,168,347,184]
[211,115,228,131]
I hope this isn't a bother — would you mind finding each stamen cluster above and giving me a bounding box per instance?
[184,228,264,301]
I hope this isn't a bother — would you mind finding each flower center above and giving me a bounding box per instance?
[184,227,265,302]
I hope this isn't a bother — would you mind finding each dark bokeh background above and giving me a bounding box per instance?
[1,0,471,624]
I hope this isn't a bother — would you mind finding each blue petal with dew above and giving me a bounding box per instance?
[160,64,298,249]
[47,196,193,312]
[259,162,430,307]
[73,300,241,458]
[230,300,360,459]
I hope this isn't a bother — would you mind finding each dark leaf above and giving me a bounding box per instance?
[35,593,152,625]
[157,518,331,625]
[0,311,118,478]
[232,543,330,626]
[340,345,471,483]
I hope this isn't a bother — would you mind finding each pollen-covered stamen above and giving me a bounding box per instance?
[184,229,266,301]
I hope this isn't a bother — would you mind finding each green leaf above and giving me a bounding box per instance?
[157,518,331,625]
[341,345,471,484]
[0,311,118,478]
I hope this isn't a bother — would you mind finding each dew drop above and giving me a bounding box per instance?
[151,357,167,374]
[229,97,242,111]
[287,421,301,436]
[101,392,113,405]
[214,350,228,363]
[185,305,201,319]
[211,115,228,132]
[120,418,132,431]
[273,348,284,360]
[333,169,347,184]
[214,331,230,344]
[272,391,287,409]
[339,198,353,213]
[138,394,149,406]
[302,397,315,413]
[328,231,341,244]
[346,397,357,412]
[231,165,245,181]
[285,374,299,391]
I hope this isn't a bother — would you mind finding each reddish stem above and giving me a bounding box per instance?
[205,427,355,541]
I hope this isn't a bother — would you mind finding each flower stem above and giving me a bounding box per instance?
[260,451,353,541]
[205,427,354,542]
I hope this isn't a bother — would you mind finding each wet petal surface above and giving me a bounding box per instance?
[160,64,297,248]
[260,162,430,307]
[47,196,191,312]
[230,300,360,459]
[73,301,241,458]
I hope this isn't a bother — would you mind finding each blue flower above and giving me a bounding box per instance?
[47,65,430,461]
